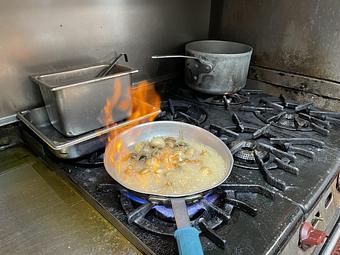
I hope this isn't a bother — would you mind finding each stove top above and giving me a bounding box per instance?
[24,87,340,255]
[52,160,303,255]
[166,92,340,212]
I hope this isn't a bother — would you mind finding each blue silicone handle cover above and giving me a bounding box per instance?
[174,227,204,255]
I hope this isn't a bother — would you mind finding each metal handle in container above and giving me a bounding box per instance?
[97,53,129,77]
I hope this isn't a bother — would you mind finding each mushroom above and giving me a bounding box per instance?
[150,137,166,148]
[164,137,176,148]
[152,148,162,157]
[141,145,153,156]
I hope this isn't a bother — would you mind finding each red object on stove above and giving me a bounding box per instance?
[332,240,340,255]
[300,222,327,247]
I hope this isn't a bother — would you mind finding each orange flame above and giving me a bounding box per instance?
[102,79,161,177]
[102,80,161,142]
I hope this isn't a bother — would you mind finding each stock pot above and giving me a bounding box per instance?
[152,40,253,95]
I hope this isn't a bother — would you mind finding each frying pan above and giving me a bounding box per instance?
[104,121,234,255]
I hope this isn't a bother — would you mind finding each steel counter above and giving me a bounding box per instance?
[0,146,140,255]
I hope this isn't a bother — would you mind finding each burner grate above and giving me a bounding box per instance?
[192,89,262,109]
[97,184,276,249]
[209,113,324,191]
[74,150,104,166]
[127,192,219,220]
[231,141,268,162]
[243,95,340,135]
[194,93,249,107]
[156,99,207,125]
[96,183,276,249]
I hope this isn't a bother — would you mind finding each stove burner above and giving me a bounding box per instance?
[126,192,219,220]
[192,89,263,109]
[156,99,207,125]
[255,109,316,131]
[209,113,324,191]
[111,184,275,249]
[194,93,249,108]
[243,95,340,136]
[230,141,268,162]
[209,118,273,170]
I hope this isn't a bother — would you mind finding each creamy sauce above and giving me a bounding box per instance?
[115,136,226,195]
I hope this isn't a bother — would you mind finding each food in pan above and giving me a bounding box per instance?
[116,136,226,195]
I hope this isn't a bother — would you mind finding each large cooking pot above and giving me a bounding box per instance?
[152,40,253,95]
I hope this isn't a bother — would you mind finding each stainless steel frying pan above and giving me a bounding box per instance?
[104,121,234,255]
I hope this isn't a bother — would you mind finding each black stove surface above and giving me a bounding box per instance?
[52,160,303,255]
[189,102,340,213]
[29,87,340,255]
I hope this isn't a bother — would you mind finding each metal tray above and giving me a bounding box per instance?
[17,103,160,159]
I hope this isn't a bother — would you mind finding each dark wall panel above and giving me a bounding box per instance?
[218,0,340,82]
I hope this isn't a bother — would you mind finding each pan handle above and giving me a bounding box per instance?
[171,198,204,255]
[174,227,204,255]
[151,55,213,71]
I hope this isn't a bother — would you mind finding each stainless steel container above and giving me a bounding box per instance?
[152,40,253,95]
[30,64,138,137]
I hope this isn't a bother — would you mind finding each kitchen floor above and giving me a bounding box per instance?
[0,146,140,255]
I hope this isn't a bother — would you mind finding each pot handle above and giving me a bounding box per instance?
[151,55,213,72]
[174,227,204,255]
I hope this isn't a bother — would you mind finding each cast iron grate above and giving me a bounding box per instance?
[75,150,105,166]
[241,95,340,136]
[155,99,208,125]
[192,89,262,110]
[96,183,275,249]
[209,113,325,191]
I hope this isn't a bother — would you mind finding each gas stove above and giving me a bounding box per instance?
[22,86,340,255]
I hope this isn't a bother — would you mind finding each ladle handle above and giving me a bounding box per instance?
[174,227,204,255]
